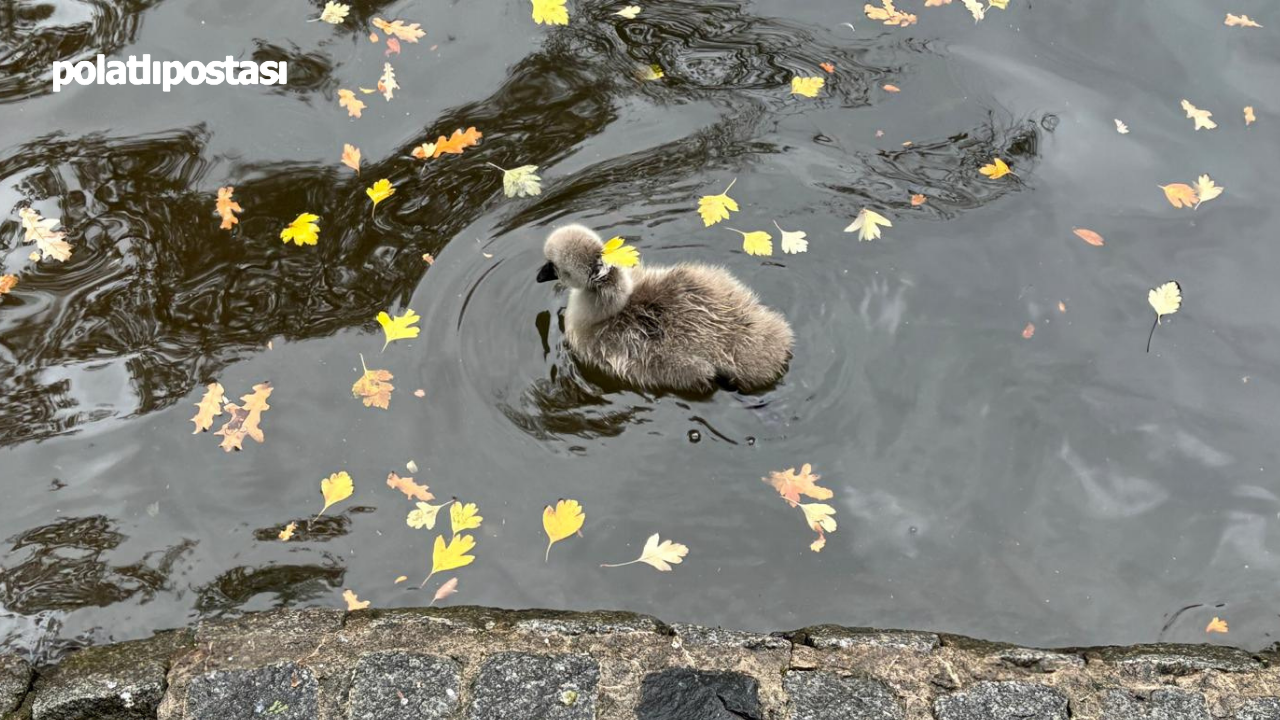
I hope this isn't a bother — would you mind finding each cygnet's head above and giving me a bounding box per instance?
[538,224,617,290]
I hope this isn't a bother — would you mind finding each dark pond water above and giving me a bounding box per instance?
[3,0,1280,663]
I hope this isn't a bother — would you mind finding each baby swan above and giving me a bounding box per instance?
[537,224,794,392]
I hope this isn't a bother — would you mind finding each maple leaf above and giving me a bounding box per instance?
[429,127,483,158]
[765,463,833,506]
[1193,174,1223,208]
[215,187,242,230]
[910,194,927,206]
[318,471,354,516]
[774,221,808,254]
[191,382,225,433]
[1224,14,1261,28]
[532,0,569,25]
[343,589,370,610]
[19,208,72,262]
[1180,99,1217,130]
[411,143,437,159]
[1115,118,1130,134]
[727,228,773,257]
[278,522,297,541]
[697,179,739,226]
[377,308,420,350]
[341,144,361,174]
[366,178,394,218]
[791,76,825,98]
[1206,616,1229,633]
[1159,183,1198,209]
[213,382,273,451]
[425,533,476,585]
[377,63,398,101]
[430,577,459,605]
[979,158,1012,179]
[451,502,483,535]
[615,5,641,19]
[319,2,349,23]
[407,500,451,529]
[1073,228,1104,247]
[601,533,689,571]
[601,237,640,268]
[543,499,585,561]
[352,355,394,409]
[1146,281,1182,352]
[865,0,917,26]
[338,89,365,118]
[844,208,892,241]
[1244,106,1256,126]
[387,472,433,502]
[0,275,17,297]
[488,163,543,197]
[372,17,425,42]
[281,213,320,245]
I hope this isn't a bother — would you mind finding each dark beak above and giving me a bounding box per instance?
[536,261,558,283]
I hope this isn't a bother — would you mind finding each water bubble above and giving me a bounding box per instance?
[746,436,756,446]
[687,430,701,443]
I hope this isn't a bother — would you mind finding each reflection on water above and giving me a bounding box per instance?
[3,0,1280,660]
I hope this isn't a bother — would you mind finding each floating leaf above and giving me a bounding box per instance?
[216,187,243,230]
[979,158,1012,179]
[1073,228,1105,246]
[319,471,354,516]
[488,164,543,197]
[1193,174,1223,208]
[342,144,361,174]
[844,208,892,241]
[428,127,482,158]
[800,502,837,552]
[395,575,408,584]
[366,178,395,218]
[727,228,772,256]
[281,213,320,245]
[377,63,398,101]
[988,0,1009,8]
[1244,106,1256,126]
[431,577,459,605]
[601,533,689,571]
[698,179,739,227]
[278,522,297,541]
[1146,281,1182,352]
[864,0,917,26]
[1180,99,1217,130]
[910,194,927,206]
[1022,322,1035,339]
[425,533,476,585]
[615,5,640,18]
[1115,118,1129,134]
[774,221,808,254]
[411,143,436,159]
[820,62,835,73]
[543,499,585,562]
[883,84,901,93]
[319,2,349,23]
[191,382,226,433]
[961,0,984,21]
[387,472,433,502]
[637,64,665,81]
[601,237,640,268]
[1224,13,1262,28]
[338,89,365,117]
[0,275,17,296]
[371,17,425,42]
[377,309,420,350]
[343,589,370,610]
[1159,183,1198,209]
[451,502,483,535]
[19,208,72,262]
[791,76,825,98]
[352,355,394,409]
[407,500,452,530]
[213,382,273,452]
[385,37,401,56]
[1206,616,1229,633]
[765,464,833,507]
[532,0,569,25]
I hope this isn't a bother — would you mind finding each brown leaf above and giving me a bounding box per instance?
[338,89,365,118]
[0,275,17,296]
[1022,323,1035,339]
[191,382,226,434]
[1073,228,1104,246]
[371,17,425,42]
[213,382,273,452]
[764,464,833,506]
[429,127,483,158]
[352,360,394,410]
[430,577,459,605]
[216,187,243,230]
[386,472,434,502]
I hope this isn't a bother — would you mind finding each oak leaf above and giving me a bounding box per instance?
[411,143,436,159]
[765,464,833,506]
[1073,228,1104,246]
[216,187,242,230]
[213,382,273,451]
[319,2,349,23]
[697,179,739,226]
[910,194,927,206]
[532,0,569,25]
[377,63,398,101]
[1180,99,1217,130]
[727,228,772,257]
[615,5,640,18]
[1224,14,1261,28]
[1115,118,1129,134]
[845,208,892,241]
[430,577,459,605]
[865,0,917,26]
[352,357,394,409]
[961,0,984,21]
[19,208,72,262]
[820,62,835,73]
[338,89,365,117]
[1159,183,1198,209]
[377,308,420,350]
[385,37,401,56]
[601,533,689,571]
[429,127,483,158]
[371,17,425,42]
[451,502,483,535]
[426,533,476,584]
[342,144,361,174]
[319,471,354,516]
[191,382,226,433]
[343,589,370,610]
[791,76,825,98]
[800,502,837,552]
[601,237,641,268]
[543,498,585,561]
[281,213,320,245]
[387,472,433,502]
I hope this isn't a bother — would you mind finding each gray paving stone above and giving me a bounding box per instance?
[184,663,317,720]
[467,652,597,720]
[1103,688,1210,720]
[1236,698,1280,720]
[798,625,939,653]
[31,631,189,720]
[670,623,790,650]
[637,668,762,720]
[348,652,460,720]
[785,671,902,720]
[933,681,1068,720]
[1102,645,1259,675]
[0,655,32,716]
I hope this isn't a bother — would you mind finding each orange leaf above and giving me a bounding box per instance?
[1073,228,1104,246]
[353,364,394,409]
[431,577,459,605]
[820,62,835,73]
[764,463,833,507]
[430,127,483,158]
[910,194,926,206]
[1244,106,1256,126]
[386,37,401,56]
[371,17,425,42]
[1058,301,1066,313]
[0,274,17,296]
[341,144,361,174]
[213,382,272,452]
[1159,183,1198,209]
[883,84,901,93]
[386,472,434,502]
[338,89,365,118]
[1206,616,1229,633]
[343,589,371,610]
[215,187,243,230]
[1022,323,1035,339]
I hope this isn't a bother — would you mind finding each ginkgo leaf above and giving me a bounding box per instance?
[191,382,226,433]
[1180,99,1217,130]
[1115,118,1130,134]
[343,589,370,610]
[0,275,17,296]
[352,355,394,409]
[727,228,773,257]
[1073,228,1105,247]
[216,187,243,230]
[366,178,394,218]
[1206,616,1229,633]
[615,5,641,18]
[451,502,483,535]
[697,179,739,226]
[865,0,917,26]
[791,76,825,98]
[281,213,320,245]
[765,463,833,506]
[377,63,398,101]
[774,221,808,254]
[979,158,1012,179]
[371,17,425,42]
[601,533,689,571]
[377,308,420,350]
[425,533,476,585]
[338,89,365,118]
[19,208,72,262]
[489,164,543,197]
[319,471,354,516]
[342,144,361,174]
[407,500,452,530]
[961,0,985,21]
[543,498,585,562]
[1146,281,1182,352]
[532,0,569,25]
[601,237,640,268]
[1224,14,1262,28]
[387,472,433,502]
[278,522,296,541]
[319,2,349,23]
[431,577,459,605]
[844,208,892,241]
[1193,174,1223,208]
[1159,183,1198,209]
[1244,106,1256,126]
[213,382,273,452]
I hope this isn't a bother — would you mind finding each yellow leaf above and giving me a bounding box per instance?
[18,208,72,262]
[490,164,543,197]
[278,522,297,541]
[865,0,917,26]
[451,502,484,535]
[407,500,452,530]
[371,17,425,42]
[427,533,476,584]
[191,382,226,433]
[352,355,394,409]
[1224,13,1262,28]
[387,472,433,502]
[378,63,398,101]
[637,64,665,81]
[343,589,370,610]
[1180,99,1217,130]
[810,534,826,552]
[988,0,1009,8]
[366,178,395,218]
[543,499,585,561]
[773,221,808,254]
[377,308,420,350]
[280,213,320,246]
[960,0,984,21]
[1146,281,1182,352]
[601,533,689,571]
[979,158,1012,179]
[1206,616,1229,633]
[800,502,837,553]
[1193,174,1223,208]
[531,0,568,25]
[216,187,243,230]
[844,208,892,241]
[1158,183,1198,209]
[791,76,825,98]
[338,89,365,118]
[697,179,739,226]
[764,463,833,506]
[341,144,361,174]
[727,228,773,257]
[615,5,640,18]
[430,577,459,605]
[394,575,408,584]
[601,237,640,268]
[319,471,354,516]
[319,2,349,23]
[1244,106,1256,126]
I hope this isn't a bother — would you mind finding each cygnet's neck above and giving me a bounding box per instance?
[568,270,634,325]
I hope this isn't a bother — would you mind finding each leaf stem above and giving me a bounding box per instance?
[420,571,434,589]
[485,162,507,173]
[1146,314,1159,353]
[359,353,368,375]
[599,559,639,568]
[545,542,552,563]
[723,177,737,194]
